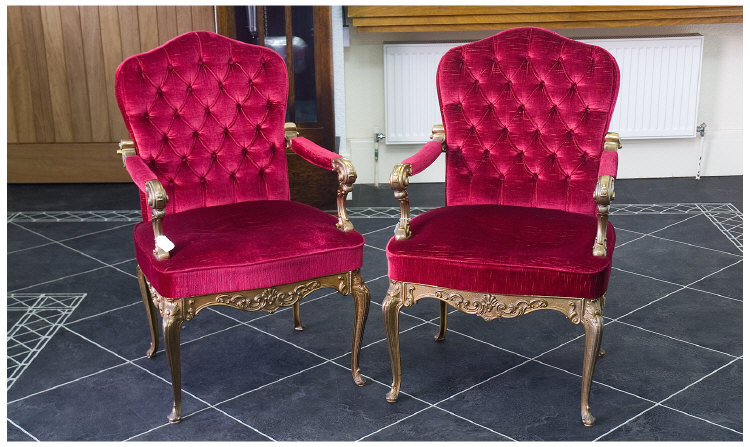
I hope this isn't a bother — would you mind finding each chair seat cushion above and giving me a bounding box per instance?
[135,200,364,299]
[386,205,615,299]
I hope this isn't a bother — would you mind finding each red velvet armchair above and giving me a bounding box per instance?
[114,31,369,423]
[382,27,621,426]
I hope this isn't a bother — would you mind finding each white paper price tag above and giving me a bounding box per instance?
[155,235,175,252]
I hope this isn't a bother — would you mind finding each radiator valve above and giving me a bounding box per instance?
[697,122,706,137]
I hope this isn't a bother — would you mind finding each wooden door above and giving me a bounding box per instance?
[7,6,216,183]
[218,6,338,209]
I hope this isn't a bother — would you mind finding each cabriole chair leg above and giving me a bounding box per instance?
[350,271,370,386]
[137,266,159,358]
[580,297,604,427]
[382,286,404,402]
[435,301,448,341]
[162,306,183,424]
[293,302,304,331]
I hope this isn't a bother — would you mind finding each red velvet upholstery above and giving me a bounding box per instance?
[598,150,618,178]
[135,200,364,299]
[404,140,443,175]
[387,205,615,299]
[291,136,343,170]
[125,155,159,195]
[115,31,290,220]
[117,31,361,299]
[389,28,620,299]
[437,27,619,215]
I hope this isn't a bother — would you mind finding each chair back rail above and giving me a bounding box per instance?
[115,31,290,219]
[437,27,619,215]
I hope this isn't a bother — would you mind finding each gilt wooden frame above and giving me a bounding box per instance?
[382,130,620,426]
[137,267,369,423]
[120,122,369,423]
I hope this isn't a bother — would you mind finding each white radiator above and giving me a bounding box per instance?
[384,35,704,143]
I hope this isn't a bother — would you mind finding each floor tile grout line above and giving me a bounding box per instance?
[10,222,138,279]
[420,322,671,409]
[613,266,742,302]
[368,284,744,437]
[18,273,394,410]
[657,401,743,435]
[612,213,731,254]
[592,357,743,441]
[356,407,434,441]
[126,361,334,441]
[697,204,743,252]
[8,256,138,294]
[328,317,442,363]
[205,296,441,409]
[641,233,742,257]
[527,354,742,436]
[59,325,276,441]
[64,301,141,326]
[6,293,87,392]
[8,222,136,255]
[7,203,748,440]
[200,360,331,414]
[611,258,744,323]
[614,210,742,256]
[7,362,131,405]
[356,312,590,441]
[7,417,41,442]
[360,223,397,236]
[612,234,648,249]
[123,405,214,441]
[9,265,111,293]
[200,310,453,438]
[364,243,386,252]
[432,407,517,441]
[607,319,739,358]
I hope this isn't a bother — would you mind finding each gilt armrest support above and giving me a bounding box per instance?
[117,139,172,260]
[284,122,357,233]
[391,125,446,241]
[391,163,413,240]
[592,132,621,257]
[332,157,357,232]
[145,180,172,260]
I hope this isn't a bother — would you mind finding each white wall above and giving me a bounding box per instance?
[341,23,742,183]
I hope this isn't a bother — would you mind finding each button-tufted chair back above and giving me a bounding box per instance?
[437,27,619,215]
[115,31,290,219]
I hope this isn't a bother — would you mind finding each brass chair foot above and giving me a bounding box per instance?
[168,405,181,424]
[293,302,304,331]
[146,344,157,358]
[386,387,400,402]
[352,369,366,387]
[581,407,595,427]
[598,348,606,358]
[350,270,370,387]
[435,300,448,341]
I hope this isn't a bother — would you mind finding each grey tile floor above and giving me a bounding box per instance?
[6,178,743,441]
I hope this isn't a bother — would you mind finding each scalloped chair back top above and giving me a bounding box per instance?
[115,31,290,219]
[437,27,619,215]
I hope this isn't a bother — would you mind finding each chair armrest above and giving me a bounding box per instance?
[284,123,357,233]
[118,140,173,260]
[391,125,446,240]
[592,132,621,257]
[289,135,342,170]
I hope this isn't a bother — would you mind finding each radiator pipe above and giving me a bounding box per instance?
[374,127,385,186]
[695,122,707,180]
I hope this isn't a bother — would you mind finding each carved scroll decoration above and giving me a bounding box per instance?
[396,281,585,324]
[215,281,321,313]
